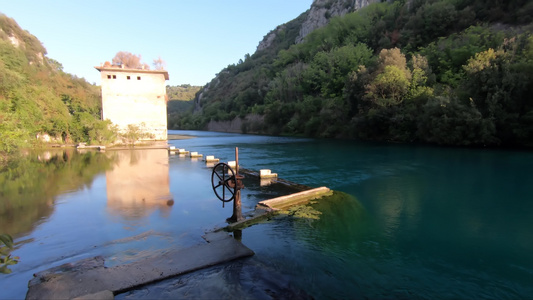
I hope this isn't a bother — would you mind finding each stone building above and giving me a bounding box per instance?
[95,65,169,140]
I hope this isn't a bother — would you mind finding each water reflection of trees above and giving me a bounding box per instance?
[0,150,116,238]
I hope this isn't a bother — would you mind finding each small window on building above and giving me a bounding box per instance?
[107,75,111,79]
[113,75,117,79]
[137,76,141,80]
[127,76,131,80]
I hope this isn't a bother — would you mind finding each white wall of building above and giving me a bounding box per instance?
[98,68,169,140]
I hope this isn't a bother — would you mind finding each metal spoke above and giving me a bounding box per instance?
[214,171,223,182]
[225,186,235,196]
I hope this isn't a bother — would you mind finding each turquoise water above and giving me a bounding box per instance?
[2,131,533,299]
[138,131,533,299]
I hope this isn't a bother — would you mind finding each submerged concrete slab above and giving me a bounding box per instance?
[223,187,333,232]
[26,234,254,300]
[257,186,332,210]
[72,290,114,300]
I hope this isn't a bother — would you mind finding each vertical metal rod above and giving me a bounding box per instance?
[228,147,243,223]
[235,147,239,175]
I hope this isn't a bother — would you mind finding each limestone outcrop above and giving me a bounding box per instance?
[256,0,379,52]
[256,24,286,52]
[296,0,378,43]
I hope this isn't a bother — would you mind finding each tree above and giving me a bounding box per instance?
[46,58,63,72]
[366,65,410,107]
[365,48,411,107]
[111,51,149,69]
[408,54,434,101]
[417,97,497,146]
[303,43,373,98]
[120,123,154,146]
[376,47,410,78]
[152,56,166,70]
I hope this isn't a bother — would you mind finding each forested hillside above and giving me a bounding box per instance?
[166,84,201,129]
[0,14,111,163]
[177,0,533,147]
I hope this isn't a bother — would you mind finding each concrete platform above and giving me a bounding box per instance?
[259,169,278,178]
[223,187,333,232]
[257,186,332,210]
[205,155,220,163]
[26,233,253,300]
[190,151,203,158]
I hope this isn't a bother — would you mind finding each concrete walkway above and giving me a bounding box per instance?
[26,232,253,300]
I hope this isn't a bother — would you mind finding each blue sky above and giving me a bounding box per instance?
[1,1,313,86]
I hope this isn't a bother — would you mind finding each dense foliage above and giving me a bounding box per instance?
[0,14,113,163]
[167,84,201,101]
[179,0,533,147]
[166,84,201,129]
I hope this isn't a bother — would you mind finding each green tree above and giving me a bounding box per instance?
[365,48,411,107]
[417,97,497,146]
[303,43,373,98]
[404,1,460,48]
[366,65,410,107]
[120,123,154,146]
[462,36,533,145]
[407,54,434,101]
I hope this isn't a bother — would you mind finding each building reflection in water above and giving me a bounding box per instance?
[106,149,174,220]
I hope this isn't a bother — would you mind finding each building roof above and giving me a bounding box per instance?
[95,66,169,80]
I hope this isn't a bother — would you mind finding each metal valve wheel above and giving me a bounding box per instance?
[211,162,236,203]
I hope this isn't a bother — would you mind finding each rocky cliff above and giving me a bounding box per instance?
[0,14,47,64]
[257,0,379,52]
[296,0,378,43]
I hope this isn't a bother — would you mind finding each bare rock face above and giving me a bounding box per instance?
[256,24,286,52]
[256,0,378,52]
[296,0,377,43]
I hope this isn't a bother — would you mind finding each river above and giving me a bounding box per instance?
[1,130,532,299]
